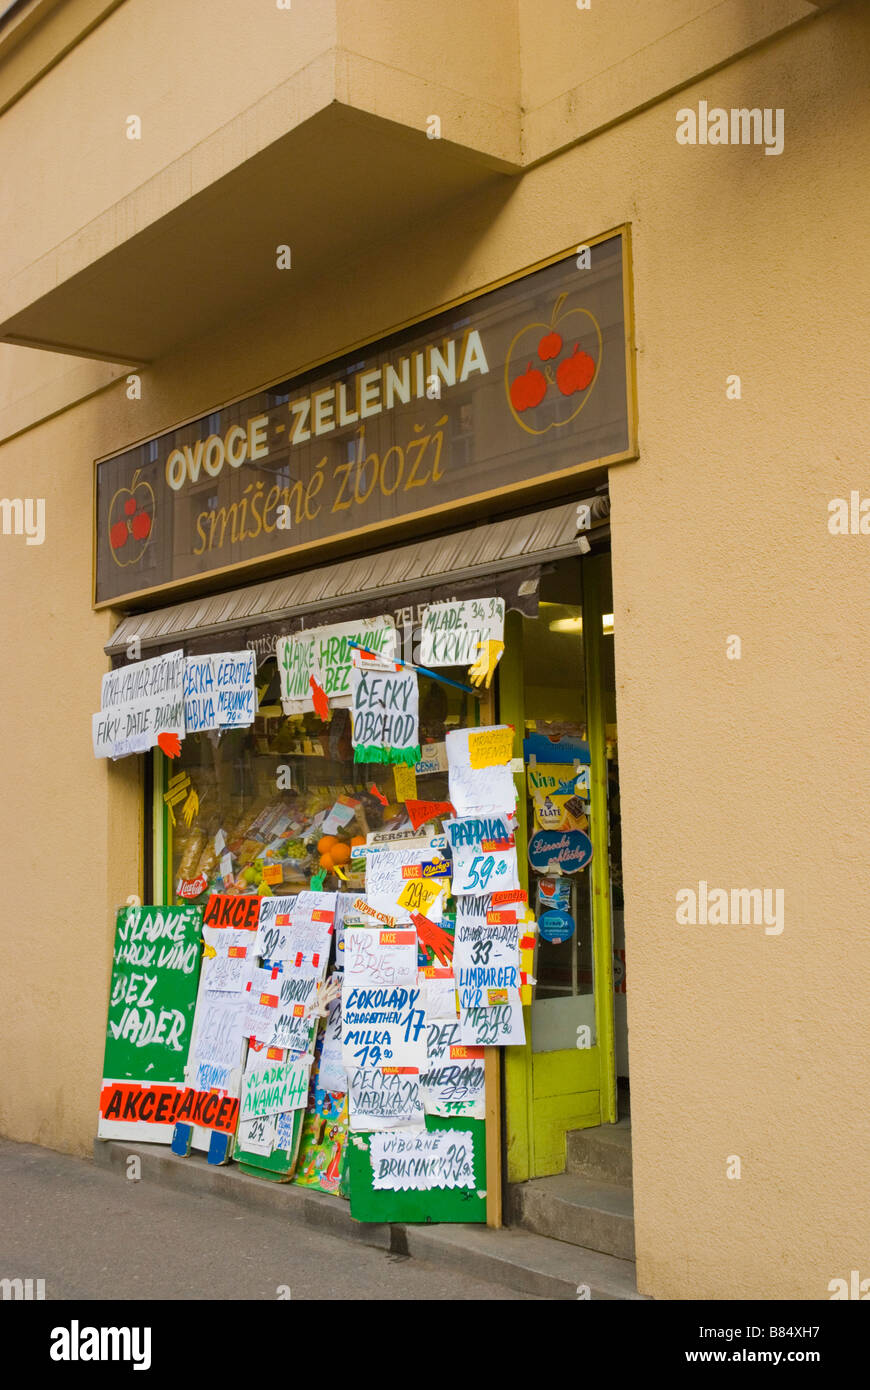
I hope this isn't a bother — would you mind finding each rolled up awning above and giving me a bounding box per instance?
[105,493,609,665]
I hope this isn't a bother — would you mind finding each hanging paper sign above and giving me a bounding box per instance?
[405,799,454,831]
[419,596,505,667]
[348,1067,424,1131]
[393,762,418,803]
[341,981,427,1070]
[528,828,593,874]
[343,926,418,988]
[188,993,250,1092]
[396,874,444,917]
[365,846,447,923]
[453,896,521,1011]
[183,655,218,733]
[255,892,334,968]
[237,1112,277,1157]
[370,1126,475,1190]
[317,994,347,1096]
[351,653,420,766]
[185,893,261,1097]
[420,1020,484,1119]
[246,965,318,1051]
[214,650,256,728]
[201,941,253,995]
[467,725,514,770]
[443,815,520,895]
[93,649,185,760]
[418,967,458,1020]
[453,894,525,1045]
[460,1002,525,1046]
[240,1057,310,1120]
[446,726,517,816]
[278,617,398,713]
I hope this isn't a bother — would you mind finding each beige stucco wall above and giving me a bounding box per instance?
[0,0,866,1300]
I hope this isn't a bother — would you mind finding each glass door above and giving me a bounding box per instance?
[502,551,617,1180]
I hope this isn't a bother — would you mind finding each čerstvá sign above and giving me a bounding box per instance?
[95,234,631,603]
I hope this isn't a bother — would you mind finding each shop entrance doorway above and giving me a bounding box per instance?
[500,550,624,1180]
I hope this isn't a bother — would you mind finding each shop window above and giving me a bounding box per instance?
[161,658,478,905]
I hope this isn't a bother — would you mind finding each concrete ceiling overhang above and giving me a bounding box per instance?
[0,103,515,364]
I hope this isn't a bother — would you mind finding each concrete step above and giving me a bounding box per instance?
[396,1222,647,1300]
[507,1171,636,1260]
[567,1117,633,1186]
[93,1139,646,1299]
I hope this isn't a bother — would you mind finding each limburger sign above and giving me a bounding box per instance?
[94,231,633,605]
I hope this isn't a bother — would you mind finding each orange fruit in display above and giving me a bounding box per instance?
[317,835,337,855]
[330,842,351,866]
[350,835,366,847]
[319,851,335,871]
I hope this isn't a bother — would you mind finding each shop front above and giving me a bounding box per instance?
[92,229,636,1221]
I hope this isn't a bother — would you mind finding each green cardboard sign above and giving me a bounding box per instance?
[102,904,203,1082]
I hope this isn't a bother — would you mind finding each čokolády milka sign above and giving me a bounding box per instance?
[94,232,633,605]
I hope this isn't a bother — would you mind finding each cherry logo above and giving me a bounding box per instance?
[505,291,602,436]
[556,344,596,396]
[509,363,547,413]
[107,469,155,568]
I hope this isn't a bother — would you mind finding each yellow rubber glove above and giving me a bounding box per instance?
[468,638,505,689]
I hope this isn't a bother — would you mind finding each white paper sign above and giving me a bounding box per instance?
[459,1002,525,1046]
[351,655,419,763]
[240,1056,310,1120]
[419,596,505,667]
[365,847,447,923]
[317,994,347,1096]
[278,617,398,713]
[453,895,521,1010]
[343,926,418,988]
[445,726,517,817]
[418,968,458,1021]
[247,965,318,1051]
[237,1113,276,1157]
[341,977,427,1071]
[187,992,249,1091]
[255,893,333,972]
[443,815,520,895]
[370,1127,475,1190]
[93,649,185,759]
[348,1067,424,1131]
[420,1019,485,1119]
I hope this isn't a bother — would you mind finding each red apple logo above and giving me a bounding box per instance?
[509,362,548,413]
[537,331,562,361]
[107,470,155,568]
[505,291,602,435]
[556,344,596,396]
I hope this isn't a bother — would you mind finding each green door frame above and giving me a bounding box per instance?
[503,549,616,1182]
